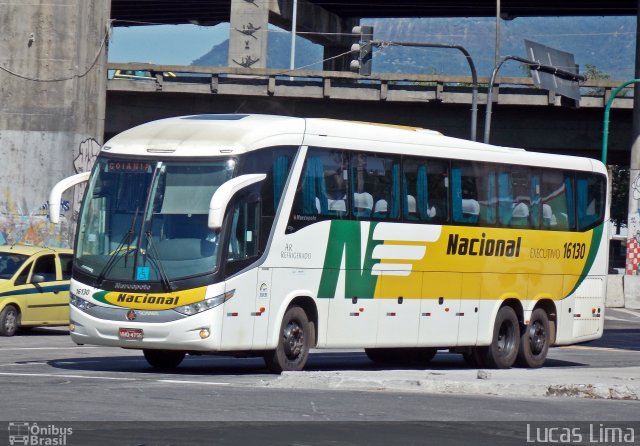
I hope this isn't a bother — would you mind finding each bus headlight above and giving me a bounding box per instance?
[173,290,235,316]
[70,293,96,311]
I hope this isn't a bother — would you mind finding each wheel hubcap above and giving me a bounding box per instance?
[4,310,16,333]
[283,321,304,360]
[528,321,546,355]
[497,322,514,355]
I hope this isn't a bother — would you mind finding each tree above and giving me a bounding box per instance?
[609,165,629,232]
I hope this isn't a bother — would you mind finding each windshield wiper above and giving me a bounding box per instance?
[95,207,139,286]
[143,231,172,292]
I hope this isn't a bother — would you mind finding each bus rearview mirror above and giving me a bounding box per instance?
[49,171,90,224]
[208,174,266,230]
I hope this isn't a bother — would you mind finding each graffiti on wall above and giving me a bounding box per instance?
[626,171,640,275]
[0,137,100,247]
[72,138,101,220]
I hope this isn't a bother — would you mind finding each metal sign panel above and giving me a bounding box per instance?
[524,39,580,101]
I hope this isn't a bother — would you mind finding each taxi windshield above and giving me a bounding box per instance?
[0,253,28,279]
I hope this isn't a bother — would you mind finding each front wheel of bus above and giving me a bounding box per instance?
[264,306,311,373]
[143,349,186,369]
[479,306,520,369]
[517,308,550,368]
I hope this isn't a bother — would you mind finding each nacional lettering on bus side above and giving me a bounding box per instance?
[446,233,522,257]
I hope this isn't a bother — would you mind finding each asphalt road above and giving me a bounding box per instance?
[0,308,638,445]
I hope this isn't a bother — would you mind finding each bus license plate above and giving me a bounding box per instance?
[119,328,144,340]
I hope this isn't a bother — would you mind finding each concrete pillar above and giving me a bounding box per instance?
[229,0,269,69]
[269,0,357,72]
[622,0,640,305]
[0,0,110,247]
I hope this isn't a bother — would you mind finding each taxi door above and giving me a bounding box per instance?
[22,254,68,325]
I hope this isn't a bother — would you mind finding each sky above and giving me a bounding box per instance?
[108,24,229,65]
[107,18,636,79]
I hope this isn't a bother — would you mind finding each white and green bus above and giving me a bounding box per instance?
[50,114,609,372]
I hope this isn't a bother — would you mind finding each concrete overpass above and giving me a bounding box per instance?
[105,63,634,165]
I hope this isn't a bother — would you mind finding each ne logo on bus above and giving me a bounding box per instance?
[446,233,522,257]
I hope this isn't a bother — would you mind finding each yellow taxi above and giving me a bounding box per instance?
[0,245,73,336]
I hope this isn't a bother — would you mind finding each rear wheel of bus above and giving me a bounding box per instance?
[264,306,311,373]
[479,305,520,369]
[517,308,550,368]
[143,349,186,369]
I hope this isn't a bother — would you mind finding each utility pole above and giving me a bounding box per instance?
[483,55,585,144]
[623,0,640,284]
[350,36,479,141]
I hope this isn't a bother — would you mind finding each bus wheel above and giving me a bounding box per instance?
[414,347,437,365]
[462,348,485,368]
[143,349,185,369]
[264,306,311,373]
[517,308,550,368]
[0,305,19,337]
[479,306,520,369]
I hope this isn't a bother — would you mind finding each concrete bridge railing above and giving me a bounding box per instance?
[107,63,634,110]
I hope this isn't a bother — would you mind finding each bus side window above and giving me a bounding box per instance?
[530,172,542,228]
[541,170,575,231]
[510,167,532,229]
[225,191,261,277]
[403,157,448,223]
[356,153,399,220]
[577,173,605,231]
[451,162,479,224]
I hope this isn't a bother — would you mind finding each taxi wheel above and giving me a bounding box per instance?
[0,305,19,337]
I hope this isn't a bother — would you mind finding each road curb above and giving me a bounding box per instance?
[267,370,640,401]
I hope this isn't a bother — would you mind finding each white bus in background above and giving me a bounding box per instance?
[50,114,609,372]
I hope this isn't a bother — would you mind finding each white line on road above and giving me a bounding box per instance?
[0,346,101,351]
[0,371,137,381]
[158,379,231,386]
[559,346,637,353]
[0,371,237,387]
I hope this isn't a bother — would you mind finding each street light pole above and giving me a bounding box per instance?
[483,55,586,144]
[289,0,298,73]
[370,40,479,141]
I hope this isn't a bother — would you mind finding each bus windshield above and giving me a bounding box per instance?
[76,157,236,283]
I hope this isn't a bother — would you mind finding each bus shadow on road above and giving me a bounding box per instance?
[46,350,587,376]
[46,354,272,376]
[17,327,70,336]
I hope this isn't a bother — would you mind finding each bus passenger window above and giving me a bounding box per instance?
[577,173,605,231]
[510,167,532,228]
[354,153,399,220]
[451,162,479,224]
[402,158,448,223]
[541,170,575,231]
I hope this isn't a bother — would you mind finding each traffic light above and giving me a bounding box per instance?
[350,25,374,76]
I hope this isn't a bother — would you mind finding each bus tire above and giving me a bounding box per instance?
[516,308,550,368]
[462,348,485,368]
[0,305,19,337]
[479,306,520,369]
[264,306,311,373]
[143,349,185,369]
